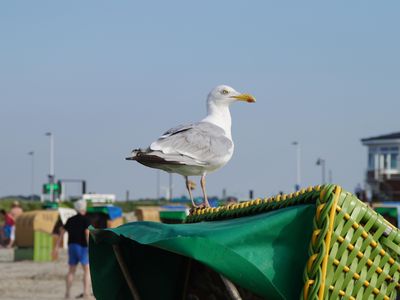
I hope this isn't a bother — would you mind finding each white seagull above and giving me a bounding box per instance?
[126,85,256,207]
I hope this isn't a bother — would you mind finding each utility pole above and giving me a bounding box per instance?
[45,132,55,201]
[316,158,326,184]
[156,170,160,199]
[169,173,173,201]
[292,141,301,191]
[28,151,34,201]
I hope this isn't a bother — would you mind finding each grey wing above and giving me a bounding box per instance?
[150,122,233,165]
[159,123,194,138]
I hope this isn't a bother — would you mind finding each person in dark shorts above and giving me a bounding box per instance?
[53,200,92,299]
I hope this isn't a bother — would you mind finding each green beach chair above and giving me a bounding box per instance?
[89,184,400,299]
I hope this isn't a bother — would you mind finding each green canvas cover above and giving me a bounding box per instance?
[89,185,400,300]
[90,206,314,299]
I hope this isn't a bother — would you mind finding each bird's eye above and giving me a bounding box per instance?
[221,89,229,95]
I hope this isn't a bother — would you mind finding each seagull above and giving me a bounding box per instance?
[126,85,256,207]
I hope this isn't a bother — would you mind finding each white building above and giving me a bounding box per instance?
[361,132,400,200]
[82,193,116,205]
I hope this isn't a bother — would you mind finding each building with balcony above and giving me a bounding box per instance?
[361,132,400,201]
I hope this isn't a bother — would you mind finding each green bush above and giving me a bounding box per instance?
[0,199,43,212]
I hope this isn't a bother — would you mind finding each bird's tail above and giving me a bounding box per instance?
[126,148,183,165]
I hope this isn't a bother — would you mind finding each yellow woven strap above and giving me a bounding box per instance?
[318,185,341,299]
[302,184,340,300]
[185,185,322,223]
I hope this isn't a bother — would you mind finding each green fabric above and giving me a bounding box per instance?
[159,210,187,221]
[14,247,34,261]
[33,231,52,262]
[375,207,398,219]
[90,204,315,300]
[87,206,109,215]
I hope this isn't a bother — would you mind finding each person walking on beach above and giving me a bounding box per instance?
[53,200,92,299]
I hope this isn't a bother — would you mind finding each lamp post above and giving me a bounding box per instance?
[169,173,173,201]
[156,170,160,200]
[28,151,34,201]
[316,158,326,184]
[45,132,55,201]
[292,141,301,191]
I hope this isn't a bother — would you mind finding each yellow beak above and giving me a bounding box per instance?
[231,93,256,103]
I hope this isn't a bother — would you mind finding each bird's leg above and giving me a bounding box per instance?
[185,176,197,207]
[200,174,210,207]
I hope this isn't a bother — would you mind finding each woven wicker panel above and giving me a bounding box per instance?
[185,185,322,223]
[185,185,400,300]
[186,185,400,299]
[302,185,400,300]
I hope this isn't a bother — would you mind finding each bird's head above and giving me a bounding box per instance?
[207,85,256,106]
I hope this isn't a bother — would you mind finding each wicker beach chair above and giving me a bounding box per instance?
[90,185,400,300]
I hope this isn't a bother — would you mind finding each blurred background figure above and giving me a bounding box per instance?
[0,209,15,248]
[53,199,92,299]
[354,183,367,201]
[10,201,23,220]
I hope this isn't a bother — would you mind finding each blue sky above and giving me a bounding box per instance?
[1,1,399,200]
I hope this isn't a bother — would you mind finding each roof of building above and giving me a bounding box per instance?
[361,132,400,143]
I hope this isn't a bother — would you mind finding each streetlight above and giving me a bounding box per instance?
[156,170,160,199]
[292,141,301,191]
[28,151,34,201]
[169,173,173,201]
[316,158,326,184]
[45,132,55,201]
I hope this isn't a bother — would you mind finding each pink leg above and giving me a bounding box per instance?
[66,265,77,299]
[200,175,210,207]
[185,176,197,207]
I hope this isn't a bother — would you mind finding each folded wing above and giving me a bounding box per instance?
[142,122,233,166]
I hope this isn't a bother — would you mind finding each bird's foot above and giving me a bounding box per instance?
[190,203,211,213]
[189,203,210,214]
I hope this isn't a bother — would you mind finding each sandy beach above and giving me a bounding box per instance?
[0,249,95,300]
